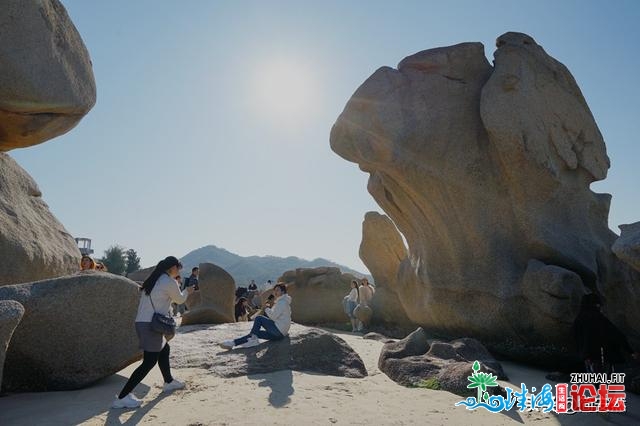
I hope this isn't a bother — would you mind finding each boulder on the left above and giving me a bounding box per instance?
[0,273,141,392]
[0,300,24,390]
[0,153,80,287]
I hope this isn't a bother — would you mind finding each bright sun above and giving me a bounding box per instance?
[253,59,317,123]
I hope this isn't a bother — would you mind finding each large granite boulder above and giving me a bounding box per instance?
[126,266,154,284]
[0,300,24,390]
[330,32,640,362]
[0,273,141,392]
[613,222,640,273]
[278,267,357,324]
[0,0,96,151]
[379,328,506,396]
[0,153,81,287]
[360,212,412,326]
[181,263,235,325]
[171,322,367,378]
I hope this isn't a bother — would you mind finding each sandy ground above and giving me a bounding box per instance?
[1,328,639,425]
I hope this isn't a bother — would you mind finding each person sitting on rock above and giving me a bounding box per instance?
[343,280,359,332]
[80,255,96,271]
[235,297,250,322]
[220,283,291,349]
[112,256,195,409]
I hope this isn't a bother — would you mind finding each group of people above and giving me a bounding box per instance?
[112,256,292,409]
[80,254,107,272]
[110,254,640,411]
[343,277,375,332]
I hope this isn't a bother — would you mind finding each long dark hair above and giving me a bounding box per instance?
[141,256,182,295]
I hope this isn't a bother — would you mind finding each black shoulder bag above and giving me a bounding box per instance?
[149,294,176,337]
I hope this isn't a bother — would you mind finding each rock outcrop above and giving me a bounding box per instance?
[126,266,154,284]
[0,154,81,287]
[378,328,506,396]
[171,322,367,378]
[0,273,141,392]
[181,263,235,325]
[359,212,412,326]
[278,267,357,324]
[0,300,24,389]
[0,0,96,151]
[330,32,640,362]
[613,222,640,273]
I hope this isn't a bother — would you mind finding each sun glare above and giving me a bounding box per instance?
[253,59,317,123]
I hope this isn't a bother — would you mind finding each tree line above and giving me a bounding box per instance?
[99,245,141,276]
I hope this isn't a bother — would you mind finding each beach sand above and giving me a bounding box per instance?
[1,328,638,425]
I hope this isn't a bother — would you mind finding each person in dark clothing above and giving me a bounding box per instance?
[572,293,636,374]
[183,267,199,290]
[235,297,249,321]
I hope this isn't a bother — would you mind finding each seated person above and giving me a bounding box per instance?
[221,284,291,349]
[235,297,250,322]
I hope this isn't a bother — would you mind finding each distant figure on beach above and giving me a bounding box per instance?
[80,255,96,271]
[183,267,199,290]
[235,297,250,322]
[343,280,359,332]
[112,256,195,409]
[355,278,375,331]
[572,293,637,374]
[220,283,291,349]
[247,279,260,308]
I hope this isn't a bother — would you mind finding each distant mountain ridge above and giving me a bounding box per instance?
[179,245,371,287]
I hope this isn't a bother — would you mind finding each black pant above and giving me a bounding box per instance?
[118,344,173,399]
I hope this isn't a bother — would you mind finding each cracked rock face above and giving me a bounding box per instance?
[0,153,80,286]
[331,32,640,361]
[0,0,96,151]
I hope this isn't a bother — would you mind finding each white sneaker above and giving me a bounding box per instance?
[111,393,142,409]
[239,335,260,348]
[162,378,185,392]
[219,339,235,350]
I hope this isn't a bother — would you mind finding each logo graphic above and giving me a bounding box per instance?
[454,361,626,414]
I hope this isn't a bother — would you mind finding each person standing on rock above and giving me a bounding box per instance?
[112,256,195,409]
[344,280,359,332]
[220,283,291,349]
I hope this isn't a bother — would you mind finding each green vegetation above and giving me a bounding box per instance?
[414,377,441,390]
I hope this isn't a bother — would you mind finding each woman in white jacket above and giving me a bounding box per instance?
[112,256,195,409]
[221,283,291,349]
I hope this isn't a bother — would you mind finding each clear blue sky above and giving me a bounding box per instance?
[11,0,640,272]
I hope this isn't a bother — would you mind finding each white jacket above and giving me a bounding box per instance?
[265,294,292,336]
[135,273,189,322]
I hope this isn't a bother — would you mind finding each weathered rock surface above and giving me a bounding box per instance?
[363,332,396,344]
[0,300,24,389]
[330,32,640,361]
[378,328,506,396]
[126,266,154,283]
[613,222,640,273]
[0,0,96,151]
[360,212,412,326]
[181,263,235,325]
[0,273,141,392]
[278,267,357,324]
[171,322,367,378]
[1,153,81,287]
